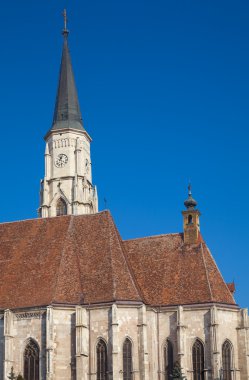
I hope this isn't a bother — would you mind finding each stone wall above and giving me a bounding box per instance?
[52,308,76,380]
[0,303,248,380]
[40,128,98,217]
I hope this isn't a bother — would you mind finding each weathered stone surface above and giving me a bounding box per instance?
[0,303,248,380]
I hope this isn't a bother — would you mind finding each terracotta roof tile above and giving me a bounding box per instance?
[0,212,141,309]
[123,234,235,306]
[0,212,235,309]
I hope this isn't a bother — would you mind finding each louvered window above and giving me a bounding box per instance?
[97,339,108,380]
[164,339,174,380]
[24,339,40,380]
[192,339,204,380]
[222,340,233,380]
[56,198,67,216]
[123,338,132,380]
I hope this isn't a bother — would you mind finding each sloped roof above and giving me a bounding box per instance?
[123,234,235,306]
[0,212,235,309]
[50,33,84,133]
[0,212,141,309]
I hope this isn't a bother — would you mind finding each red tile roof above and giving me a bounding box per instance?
[0,211,235,309]
[0,212,141,309]
[123,234,235,306]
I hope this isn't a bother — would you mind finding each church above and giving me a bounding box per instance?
[0,12,248,380]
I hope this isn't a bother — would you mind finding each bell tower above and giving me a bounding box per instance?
[182,184,200,244]
[39,10,98,218]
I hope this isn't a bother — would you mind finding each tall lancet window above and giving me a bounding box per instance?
[222,340,233,380]
[123,338,132,380]
[164,339,174,380]
[97,339,108,380]
[192,339,204,380]
[24,339,40,380]
[56,198,67,216]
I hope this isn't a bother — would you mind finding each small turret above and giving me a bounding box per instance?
[182,184,201,244]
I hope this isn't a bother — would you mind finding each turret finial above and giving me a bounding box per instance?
[184,183,197,210]
[62,9,69,37]
[188,182,192,196]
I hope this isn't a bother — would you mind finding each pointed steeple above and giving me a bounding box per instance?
[51,10,84,132]
[39,11,98,218]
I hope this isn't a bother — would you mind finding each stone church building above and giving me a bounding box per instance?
[0,13,248,380]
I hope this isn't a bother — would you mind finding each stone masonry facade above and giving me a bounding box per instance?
[1,303,248,380]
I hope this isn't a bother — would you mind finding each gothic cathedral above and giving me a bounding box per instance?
[0,12,248,380]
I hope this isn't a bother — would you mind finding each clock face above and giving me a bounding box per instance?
[54,154,68,168]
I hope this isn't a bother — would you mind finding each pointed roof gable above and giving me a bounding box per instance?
[0,212,142,309]
[0,213,235,310]
[123,234,236,306]
[50,31,84,133]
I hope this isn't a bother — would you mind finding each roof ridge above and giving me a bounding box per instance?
[67,217,85,303]
[124,232,182,242]
[109,216,143,301]
[52,216,74,303]
[107,212,117,300]
[200,242,213,301]
[0,210,111,226]
[204,243,235,304]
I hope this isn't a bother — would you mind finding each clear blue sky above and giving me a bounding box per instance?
[1,0,248,307]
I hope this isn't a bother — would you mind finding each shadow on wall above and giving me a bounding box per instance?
[41,314,46,379]
[71,312,76,380]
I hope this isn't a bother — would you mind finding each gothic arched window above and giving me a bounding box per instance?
[123,338,132,380]
[192,339,204,380]
[164,339,174,380]
[97,339,108,380]
[56,198,67,216]
[222,340,233,380]
[24,339,40,380]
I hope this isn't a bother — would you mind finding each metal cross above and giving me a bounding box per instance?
[63,9,68,31]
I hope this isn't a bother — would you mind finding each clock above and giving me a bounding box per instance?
[54,154,68,168]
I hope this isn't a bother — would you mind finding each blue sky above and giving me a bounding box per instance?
[0,0,249,307]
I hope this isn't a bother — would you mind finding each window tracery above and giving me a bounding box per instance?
[24,339,39,380]
[222,340,233,380]
[192,339,204,380]
[56,198,67,216]
[123,338,132,380]
[97,339,108,380]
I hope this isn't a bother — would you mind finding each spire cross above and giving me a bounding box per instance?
[63,9,68,31]
[62,9,69,36]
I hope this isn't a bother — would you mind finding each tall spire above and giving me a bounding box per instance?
[51,10,84,132]
[39,11,98,218]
